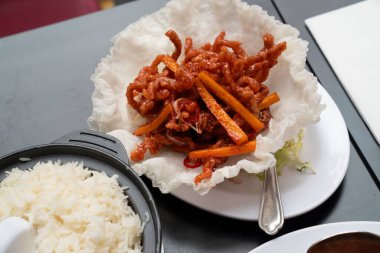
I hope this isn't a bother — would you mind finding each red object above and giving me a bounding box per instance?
[177,99,200,125]
[183,157,202,169]
[0,0,100,38]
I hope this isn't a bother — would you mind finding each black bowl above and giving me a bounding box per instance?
[0,129,162,253]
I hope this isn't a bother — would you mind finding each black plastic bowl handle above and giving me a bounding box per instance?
[53,129,130,165]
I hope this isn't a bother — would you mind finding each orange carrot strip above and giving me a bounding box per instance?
[258,92,280,110]
[162,55,180,72]
[134,104,173,136]
[195,78,248,145]
[198,71,264,132]
[189,140,256,159]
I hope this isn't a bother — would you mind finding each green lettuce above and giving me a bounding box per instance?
[256,129,314,180]
[275,129,314,174]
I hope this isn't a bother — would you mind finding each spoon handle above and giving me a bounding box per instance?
[259,165,284,235]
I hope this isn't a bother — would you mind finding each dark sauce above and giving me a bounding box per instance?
[308,232,380,253]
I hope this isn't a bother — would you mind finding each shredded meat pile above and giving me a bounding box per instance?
[126,30,286,184]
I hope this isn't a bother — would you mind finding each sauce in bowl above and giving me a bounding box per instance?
[307,232,380,253]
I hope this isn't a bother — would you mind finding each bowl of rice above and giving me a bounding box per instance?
[0,130,162,253]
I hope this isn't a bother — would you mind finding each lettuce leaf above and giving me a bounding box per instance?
[256,129,314,180]
[274,129,314,174]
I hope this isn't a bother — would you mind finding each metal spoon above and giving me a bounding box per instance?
[258,165,284,235]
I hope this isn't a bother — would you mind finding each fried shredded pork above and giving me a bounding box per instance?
[126,30,286,184]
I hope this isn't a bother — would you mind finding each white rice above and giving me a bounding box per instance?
[0,161,142,253]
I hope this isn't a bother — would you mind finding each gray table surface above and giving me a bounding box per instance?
[0,0,379,252]
[273,0,380,183]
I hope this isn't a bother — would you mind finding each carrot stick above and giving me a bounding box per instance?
[134,104,173,136]
[198,71,264,132]
[189,140,256,159]
[195,78,248,145]
[258,92,280,110]
[162,55,180,72]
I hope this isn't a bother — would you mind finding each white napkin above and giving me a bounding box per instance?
[305,0,380,144]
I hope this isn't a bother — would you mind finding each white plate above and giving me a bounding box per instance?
[249,221,380,253]
[171,84,350,220]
